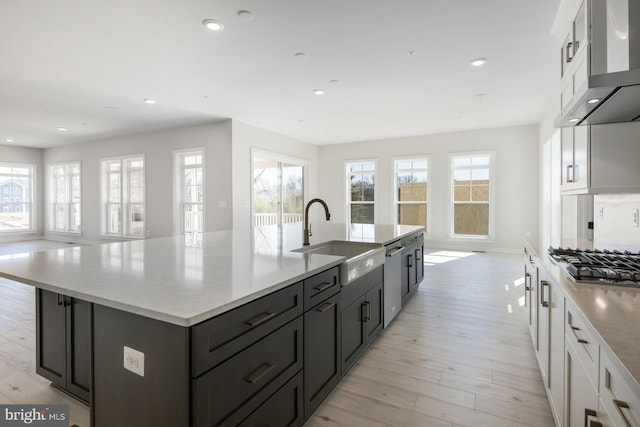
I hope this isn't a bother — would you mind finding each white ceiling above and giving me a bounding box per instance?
[0,0,560,148]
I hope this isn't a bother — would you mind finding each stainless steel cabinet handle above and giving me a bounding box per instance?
[566,164,575,183]
[244,361,276,384]
[570,323,589,345]
[541,280,549,308]
[585,408,602,427]
[313,281,334,292]
[316,301,336,313]
[613,399,632,427]
[386,247,404,257]
[525,273,531,291]
[245,311,276,327]
[566,41,574,63]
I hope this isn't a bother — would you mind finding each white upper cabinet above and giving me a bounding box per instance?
[554,0,640,127]
[560,122,640,195]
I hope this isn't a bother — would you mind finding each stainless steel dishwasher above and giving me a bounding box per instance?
[384,244,404,327]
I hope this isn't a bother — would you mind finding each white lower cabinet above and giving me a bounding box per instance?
[566,336,600,427]
[548,278,565,423]
[600,351,640,427]
[525,248,640,427]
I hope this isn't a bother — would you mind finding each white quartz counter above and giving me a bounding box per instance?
[524,240,640,392]
[0,224,424,327]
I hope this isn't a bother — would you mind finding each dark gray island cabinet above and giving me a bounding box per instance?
[61,264,384,427]
[36,289,92,404]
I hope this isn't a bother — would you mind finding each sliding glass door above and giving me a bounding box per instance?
[252,151,306,229]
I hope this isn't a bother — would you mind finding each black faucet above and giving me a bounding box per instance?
[303,198,330,246]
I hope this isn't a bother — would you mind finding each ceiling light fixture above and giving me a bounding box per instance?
[313,89,325,95]
[329,80,339,84]
[470,57,487,67]
[57,127,68,131]
[408,50,416,57]
[5,138,14,143]
[144,98,157,104]
[237,10,254,21]
[587,98,601,104]
[202,19,224,31]
[294,52,306,58]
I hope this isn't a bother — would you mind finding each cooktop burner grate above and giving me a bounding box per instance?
[547,247,640,286]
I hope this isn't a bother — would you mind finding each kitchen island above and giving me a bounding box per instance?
[0,223,424,426]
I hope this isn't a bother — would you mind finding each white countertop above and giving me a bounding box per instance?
[524,240,640,393]
[0,224,423,327]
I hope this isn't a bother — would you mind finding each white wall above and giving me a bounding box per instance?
[43,121,232,243]
[231,121,320,231]
[0,144,45,241]
[318,125,540,253]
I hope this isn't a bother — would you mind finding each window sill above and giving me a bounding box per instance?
[48,230,81,235]
[447,235,495,243]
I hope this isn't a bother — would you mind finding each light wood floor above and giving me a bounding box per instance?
[0,242,553,427]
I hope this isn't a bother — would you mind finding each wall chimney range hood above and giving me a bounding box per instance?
[555,68,640,128]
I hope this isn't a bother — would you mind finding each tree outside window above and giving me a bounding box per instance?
[347,161,375,225]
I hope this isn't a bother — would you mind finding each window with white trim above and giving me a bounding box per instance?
[101,155,145,237]
[0,163,35,232]
[394,157,429,232]
[449,152,494,239]
[346,161,375,225]
[174,149,204,246]
[49,162,81,233]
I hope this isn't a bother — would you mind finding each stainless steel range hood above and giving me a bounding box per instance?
[555,68,640,128]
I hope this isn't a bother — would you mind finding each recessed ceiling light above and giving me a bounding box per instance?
[202,19,224,31]
[408,50,416,57]
[587,98,601,104]
[329,80,339,84]
[474,93,487,98]
[144,98,157,104]
[57,127,68,131]
[470,57,487,67]
[294,52,306,58]
[5,138,14,143]
[569,118,580,123]
[237,10,254,21]
[313,89,325,95]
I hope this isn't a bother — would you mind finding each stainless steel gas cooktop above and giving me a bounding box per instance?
[548,247,640,287]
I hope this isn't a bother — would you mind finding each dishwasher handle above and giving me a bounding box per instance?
[386,246,405,257]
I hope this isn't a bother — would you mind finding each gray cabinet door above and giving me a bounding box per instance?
[36,289,91,404]
[304,293,341,418]
[36,289,66,387]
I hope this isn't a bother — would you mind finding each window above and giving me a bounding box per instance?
[449,152,494,239]
[49,162,81,233]
[174,149,204,246]
[394,158,429,233]
[0,163,34,233]
[101,156,145,237]
[347,161,375,225]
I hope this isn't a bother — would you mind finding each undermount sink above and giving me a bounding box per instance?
[293,241,386,285]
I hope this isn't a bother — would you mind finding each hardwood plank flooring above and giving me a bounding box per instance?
[0,242,553,427]
[305,250,554,427]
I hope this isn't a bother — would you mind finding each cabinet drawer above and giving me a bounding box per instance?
[192,317,303,427]
[566,304,599,389]
[239,371,304,427]
[600,351,640,427]
[304,266,340,311]
[191,283,303,377]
